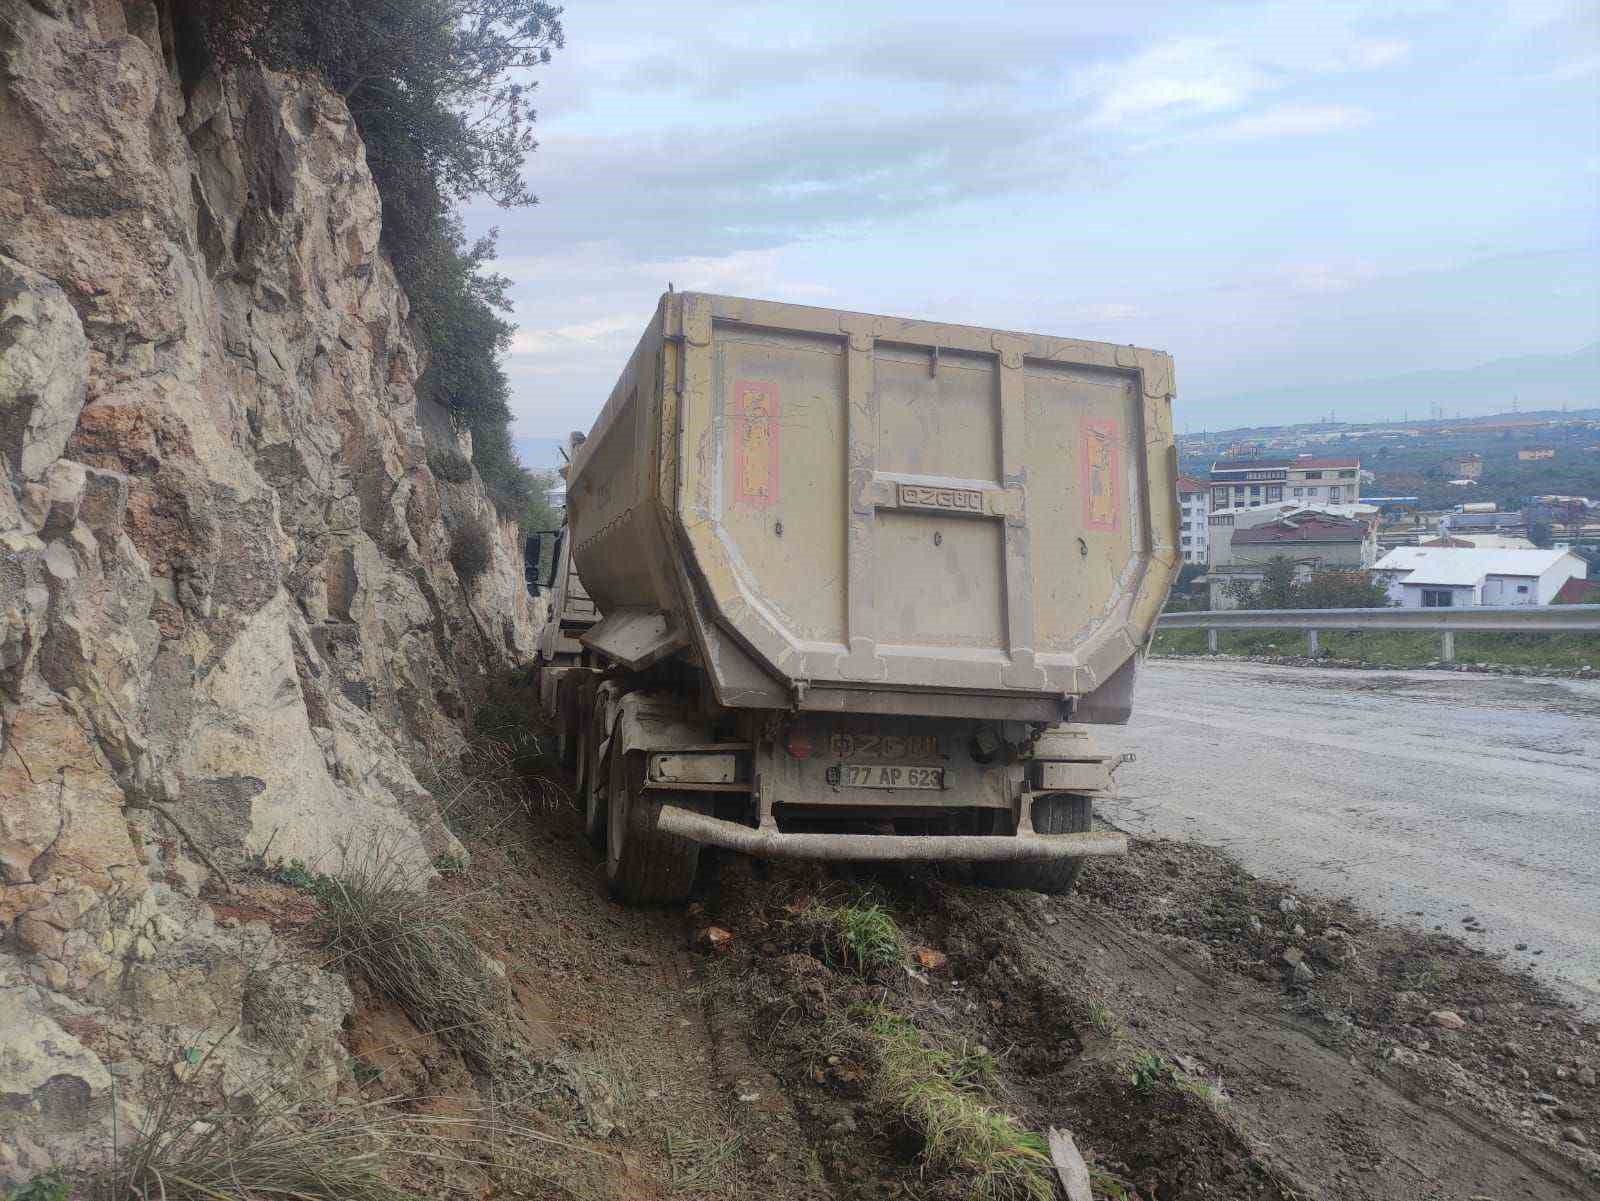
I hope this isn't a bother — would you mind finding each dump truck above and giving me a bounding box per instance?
[552,292,1178,902]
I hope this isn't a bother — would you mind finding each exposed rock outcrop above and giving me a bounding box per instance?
[0,0,537,1179]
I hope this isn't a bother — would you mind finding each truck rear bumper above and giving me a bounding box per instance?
[656,805,1127,863]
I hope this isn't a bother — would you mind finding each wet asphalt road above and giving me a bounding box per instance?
[1099,658,1600,1014]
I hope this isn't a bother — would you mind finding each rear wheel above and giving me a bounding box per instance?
[559,680,580,770]
[606,737,701,905]
[551,674,577,770]
[581,702,608,848]
[973,793,1092,895]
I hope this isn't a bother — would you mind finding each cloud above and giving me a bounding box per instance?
[1208,104,1374,141]
[1061,302,1142,322]
[1550,53,1599,81]
[1345,38,1410,69]
[1278,262,1380,295]
[511,104,1094,259]
[599,23,1133,99]
[1082,38,1259,127]
[464,0,1594,448]
[507,314,637,357]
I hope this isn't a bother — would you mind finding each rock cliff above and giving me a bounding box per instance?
[0,0,538,1178]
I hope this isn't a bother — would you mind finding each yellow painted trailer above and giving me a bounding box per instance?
[559,292,1179,902]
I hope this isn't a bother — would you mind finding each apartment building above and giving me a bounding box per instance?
[1208,456,1361,511]
[1177,475,1209,564]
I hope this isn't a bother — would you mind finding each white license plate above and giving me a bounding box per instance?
[838,764,945,790]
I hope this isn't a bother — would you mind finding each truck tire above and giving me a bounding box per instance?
[973,793,1092,895]
[581,705,607,848]
[606,738,701,904]
[559,681,580,770]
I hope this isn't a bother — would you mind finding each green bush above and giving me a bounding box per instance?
[426,446,473,484]
[450,523,494,584]
[202,0,564,520]
[4,1172,69,1201]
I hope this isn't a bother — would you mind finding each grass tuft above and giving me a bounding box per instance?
[315,833,510,1073]
[85,1032,590,1201]
[4,1171,68,1201]
[1397,953,1445,992]
[803,901,906,974]
[416,727,566,843]
[1087,1000,1116,1037]
[857,1007,1054,1201]
[1128,1050,1167,1093]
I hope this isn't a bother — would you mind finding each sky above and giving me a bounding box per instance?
[460,0,1600,458]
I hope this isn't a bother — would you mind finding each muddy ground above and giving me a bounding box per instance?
[287,683,1599,1201]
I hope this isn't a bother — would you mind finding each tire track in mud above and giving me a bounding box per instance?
[695,851,1593,1201]
[973,888,1593,1200]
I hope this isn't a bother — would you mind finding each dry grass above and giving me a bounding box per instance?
[316,833,511,1074]
[88,1034,597,1201]
[418,731,565,843]
[852,1007,1054,1201]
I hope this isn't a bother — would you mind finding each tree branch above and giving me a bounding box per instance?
[123,798,235,894]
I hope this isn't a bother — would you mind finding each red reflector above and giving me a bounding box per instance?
[785,729,813,759]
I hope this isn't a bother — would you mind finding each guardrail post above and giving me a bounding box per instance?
[1306,629,1320,657]
[1440,630,1455,663]
[1206,628,1218,654]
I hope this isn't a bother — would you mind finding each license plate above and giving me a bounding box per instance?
[833,764,945,790]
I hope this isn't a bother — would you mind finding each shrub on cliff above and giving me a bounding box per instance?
[200,0,564,517]
[450,523,494,584]
[426,446,473,484]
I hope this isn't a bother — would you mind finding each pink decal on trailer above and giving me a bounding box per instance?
[1081,418,1122,532]
[732,379,780,508]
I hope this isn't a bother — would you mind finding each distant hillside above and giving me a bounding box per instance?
[1195,344,1600,423]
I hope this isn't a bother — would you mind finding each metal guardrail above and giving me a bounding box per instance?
[1157,605,1600,661]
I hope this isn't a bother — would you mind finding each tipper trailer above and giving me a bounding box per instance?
[549,292,1179,902]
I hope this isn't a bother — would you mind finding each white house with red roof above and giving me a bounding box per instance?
[1372,547,1587,608]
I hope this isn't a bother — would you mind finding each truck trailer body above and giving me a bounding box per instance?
[553,292,1179,901]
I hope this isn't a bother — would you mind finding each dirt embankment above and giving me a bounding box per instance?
[301,680,1598,1201]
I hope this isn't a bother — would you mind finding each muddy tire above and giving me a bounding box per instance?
[581,703,607,848]
[973,793,1092,895]
[606,737,701,904]
[559,683,580,770]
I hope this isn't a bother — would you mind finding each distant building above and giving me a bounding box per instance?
[1207,502,1377,562]
[1372,547,1587,607]
[1553,577,1600,605]
[1518,447,1556,461]
[1176,475,1209,564]
[1440,509,1527,536]
[1445,452,1483,479]
[1208,456,1360,512]
[1421,534,1537,550]
[1208,511,1377,609]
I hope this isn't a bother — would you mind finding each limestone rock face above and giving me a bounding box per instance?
[0,0,536,1179]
